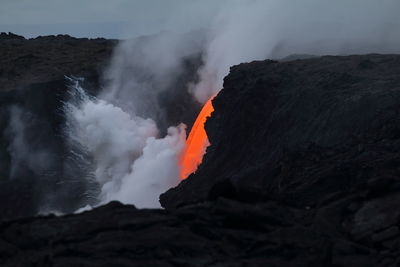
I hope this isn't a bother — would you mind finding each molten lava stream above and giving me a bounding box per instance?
[180,97,214,180]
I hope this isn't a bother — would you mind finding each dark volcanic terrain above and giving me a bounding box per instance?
[0,32,115,92]
[1,33,400,266]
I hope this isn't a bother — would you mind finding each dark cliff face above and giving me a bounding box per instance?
[0,34,115,217]
[161,54,400,209]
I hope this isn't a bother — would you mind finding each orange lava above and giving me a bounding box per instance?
[180,97,214,179]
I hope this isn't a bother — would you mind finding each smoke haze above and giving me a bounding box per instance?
[6,106,53,179]
[63,31,203,209]
[40,0,400,210]
[65,78,185,209]
[192,0,400,102]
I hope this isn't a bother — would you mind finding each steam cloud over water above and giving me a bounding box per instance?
[61,0,400,209]
[65,79,185,209]
[64,31,205,210]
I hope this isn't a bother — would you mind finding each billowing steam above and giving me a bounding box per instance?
[192,0,400,102]
[65,79,185,209]
[62,0,400,210]
[63,30,206,210]
[101,31,205,124]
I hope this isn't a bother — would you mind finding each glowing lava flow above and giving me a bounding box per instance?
[180,97,214,179]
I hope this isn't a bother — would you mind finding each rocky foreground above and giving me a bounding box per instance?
[0,33,400,266]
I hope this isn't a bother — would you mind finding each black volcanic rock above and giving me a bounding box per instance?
[0,32,25,41]
[0,197,398,266]
[1,54,400,266]
[0,34,116,92]
[161,54,400,209]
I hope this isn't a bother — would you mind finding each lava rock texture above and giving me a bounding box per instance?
[0,32,115,92]
[162,54,400,208]
[2,52,400,266]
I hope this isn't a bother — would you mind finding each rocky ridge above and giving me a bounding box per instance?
[0,32,115,92]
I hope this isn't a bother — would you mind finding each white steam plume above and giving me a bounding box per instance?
[65,29,206,209]
[192,0,400,103]
[102,125,185,207]
[63,28,204,209]
[66,0,400,210]
[65,78,185,209]
[101,31,205,117]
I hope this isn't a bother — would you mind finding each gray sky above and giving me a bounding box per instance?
[0,0,226,38]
